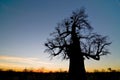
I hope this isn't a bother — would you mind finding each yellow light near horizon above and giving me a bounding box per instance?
[1,55,119,72]
[0,61,67,72]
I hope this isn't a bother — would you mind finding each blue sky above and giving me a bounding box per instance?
[0,0,120,71]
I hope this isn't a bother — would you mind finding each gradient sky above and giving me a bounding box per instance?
[0,0,120,72]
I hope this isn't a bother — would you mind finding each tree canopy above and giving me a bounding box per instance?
[45,8,111,60]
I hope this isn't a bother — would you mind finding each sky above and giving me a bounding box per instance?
[0,0,120,72]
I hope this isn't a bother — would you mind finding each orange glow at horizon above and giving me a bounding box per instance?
[0,65,67,73]
[0,56,68,72]
[0,56,119,72]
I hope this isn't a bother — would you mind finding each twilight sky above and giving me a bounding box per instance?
[0,0,120,72]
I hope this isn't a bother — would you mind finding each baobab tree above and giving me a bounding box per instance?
[44,8,111,80]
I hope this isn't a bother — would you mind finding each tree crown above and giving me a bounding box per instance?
[45,8,111,60]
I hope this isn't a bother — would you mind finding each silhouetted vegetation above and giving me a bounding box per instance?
[45,8,111,80]
[0,70,120,80]
[0,70,68,80]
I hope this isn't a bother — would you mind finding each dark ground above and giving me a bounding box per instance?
[0,70,120,80]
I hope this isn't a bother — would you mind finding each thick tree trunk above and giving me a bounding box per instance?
[69,54,87,80]
[68,24,87,80]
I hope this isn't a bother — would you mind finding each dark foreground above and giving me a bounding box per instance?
[0,70,120,80]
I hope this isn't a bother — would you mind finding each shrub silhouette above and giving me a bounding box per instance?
[0,70,120,80]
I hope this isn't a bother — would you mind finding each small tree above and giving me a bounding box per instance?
[44,8,111,80]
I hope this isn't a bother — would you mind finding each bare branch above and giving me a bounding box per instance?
[44,8,111,60]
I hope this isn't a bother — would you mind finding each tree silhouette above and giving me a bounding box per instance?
[44,8,111,80]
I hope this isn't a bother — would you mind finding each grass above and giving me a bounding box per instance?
[0,70,120,80]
